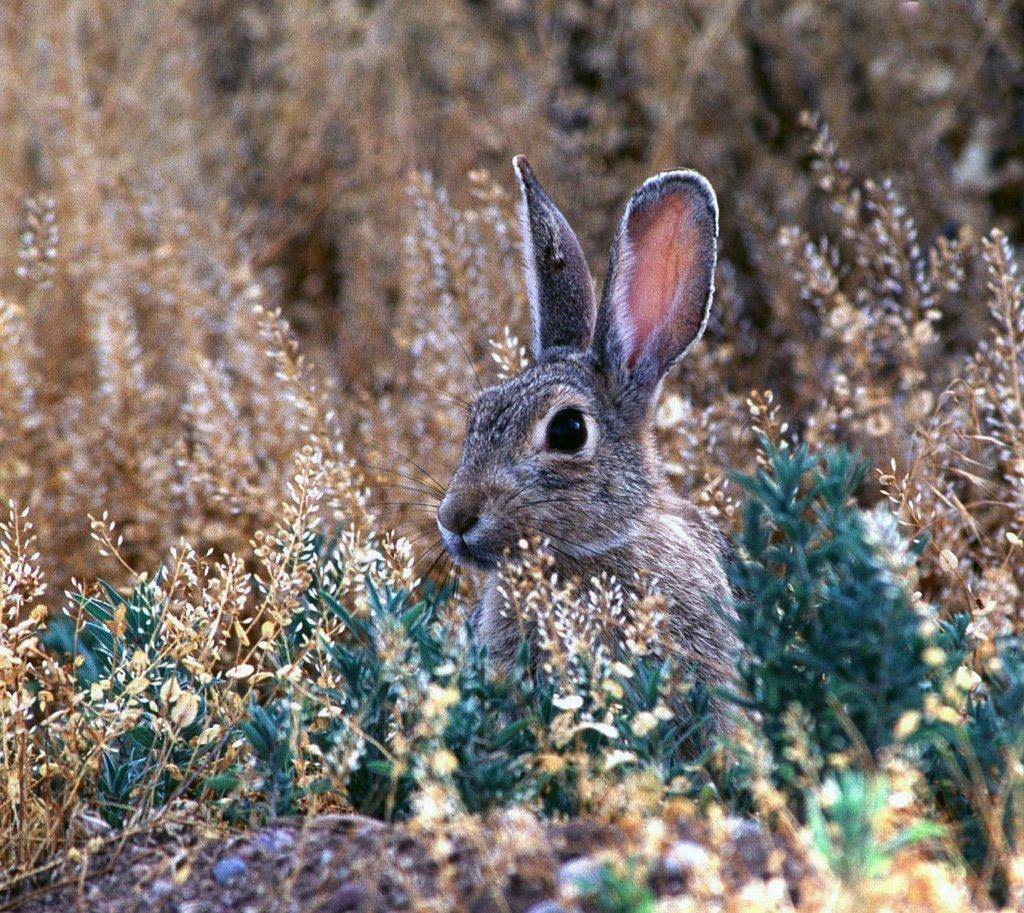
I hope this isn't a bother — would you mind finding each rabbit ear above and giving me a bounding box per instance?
[513,156,596,358]
[594,170,718,396]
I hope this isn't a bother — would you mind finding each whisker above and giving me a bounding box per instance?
[411,537,443,564]
[517,521,605,560]
[398,527,444,549]
[500,478,537,513]
[428,307,485,392]
[403,377,472,410]
[386,515,439,530]
[368,480,444,500]
[506,495,568,515]
[363,436,448,495]
[373,514,436,533]
[413,542,450,581]
[369,501,440,513]
[354,461,446,497]
[441,557,459,592]
[419,544,453,582]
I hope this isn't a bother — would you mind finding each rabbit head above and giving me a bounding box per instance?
[437,156,718,572]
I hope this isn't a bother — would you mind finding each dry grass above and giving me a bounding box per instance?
[1,0,1023,909]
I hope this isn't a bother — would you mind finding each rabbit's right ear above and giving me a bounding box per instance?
[513,156,596,358]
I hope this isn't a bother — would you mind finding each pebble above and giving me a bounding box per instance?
[662,840,711,878]
[320,882,367,912]
[524,902,568,913]
[147,878,174,901]
[726,817,771,877]
[211,856,247,885]
[251,827,295,855]
[556,855,604,893]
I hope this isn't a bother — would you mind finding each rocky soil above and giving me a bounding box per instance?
[7,810,804,912]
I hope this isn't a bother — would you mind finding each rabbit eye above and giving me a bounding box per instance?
[545,407,588,453]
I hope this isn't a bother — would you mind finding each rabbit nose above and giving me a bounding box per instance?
[437,498,479,537]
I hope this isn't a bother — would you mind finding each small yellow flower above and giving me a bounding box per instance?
[170,692,200,728]
[160,677,182,706]
[631,711,659,738]
[430,749,458,776]
[537,753,566,774]
[125,675,149,696]
[894,710,921,740]
[601,678,624,700]
[953,666,981,691]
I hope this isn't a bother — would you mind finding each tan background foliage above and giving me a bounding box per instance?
[1,1,1024,906]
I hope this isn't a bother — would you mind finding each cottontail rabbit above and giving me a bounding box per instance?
[437,157,736,705]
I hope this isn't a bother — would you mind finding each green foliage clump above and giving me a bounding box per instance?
[727,442,1023,894]
[920,628,1024,879]
[576,862,656,913]
[259,569,718,820]
[806,773,942,886]
[44,580,224,828]
[730,443,930,785]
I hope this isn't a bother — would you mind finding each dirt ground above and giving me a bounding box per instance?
[6,810,804,912]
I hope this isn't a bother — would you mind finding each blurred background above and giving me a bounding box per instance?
[1,0,1022,629]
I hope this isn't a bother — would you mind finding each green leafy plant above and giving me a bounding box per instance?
[919,635,1024,892]
[43,576,222,827]
[267,558,719,820]
[576,862,656,913]
[730,443,930,788]
[25,441,1022,906]
[806,772,942,886]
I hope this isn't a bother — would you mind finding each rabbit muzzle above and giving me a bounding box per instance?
[437,490,506,570]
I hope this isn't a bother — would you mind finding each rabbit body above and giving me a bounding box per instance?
[477,491,735,691]
[438,157,737,704]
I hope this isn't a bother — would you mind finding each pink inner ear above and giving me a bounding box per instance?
[621,195,699,366]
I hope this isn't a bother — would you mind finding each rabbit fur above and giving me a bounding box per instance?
[437,156,737,711]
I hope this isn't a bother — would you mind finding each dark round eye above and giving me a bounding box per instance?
[546,407,588,453]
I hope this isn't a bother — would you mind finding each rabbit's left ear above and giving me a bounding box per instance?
[593,170,718,394]
[513,156,596,358]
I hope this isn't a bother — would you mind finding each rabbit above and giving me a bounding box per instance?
[436,156,737,715]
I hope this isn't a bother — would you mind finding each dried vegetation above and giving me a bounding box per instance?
[1,1,1024,910]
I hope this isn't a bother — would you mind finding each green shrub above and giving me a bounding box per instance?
[806,772,942,886]
[43,579,224,827]
[266,568,718,819]
[34,439,1021,899]
[729,443,930,787]
[727,442,1023,895]
[919,628,1023,888]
